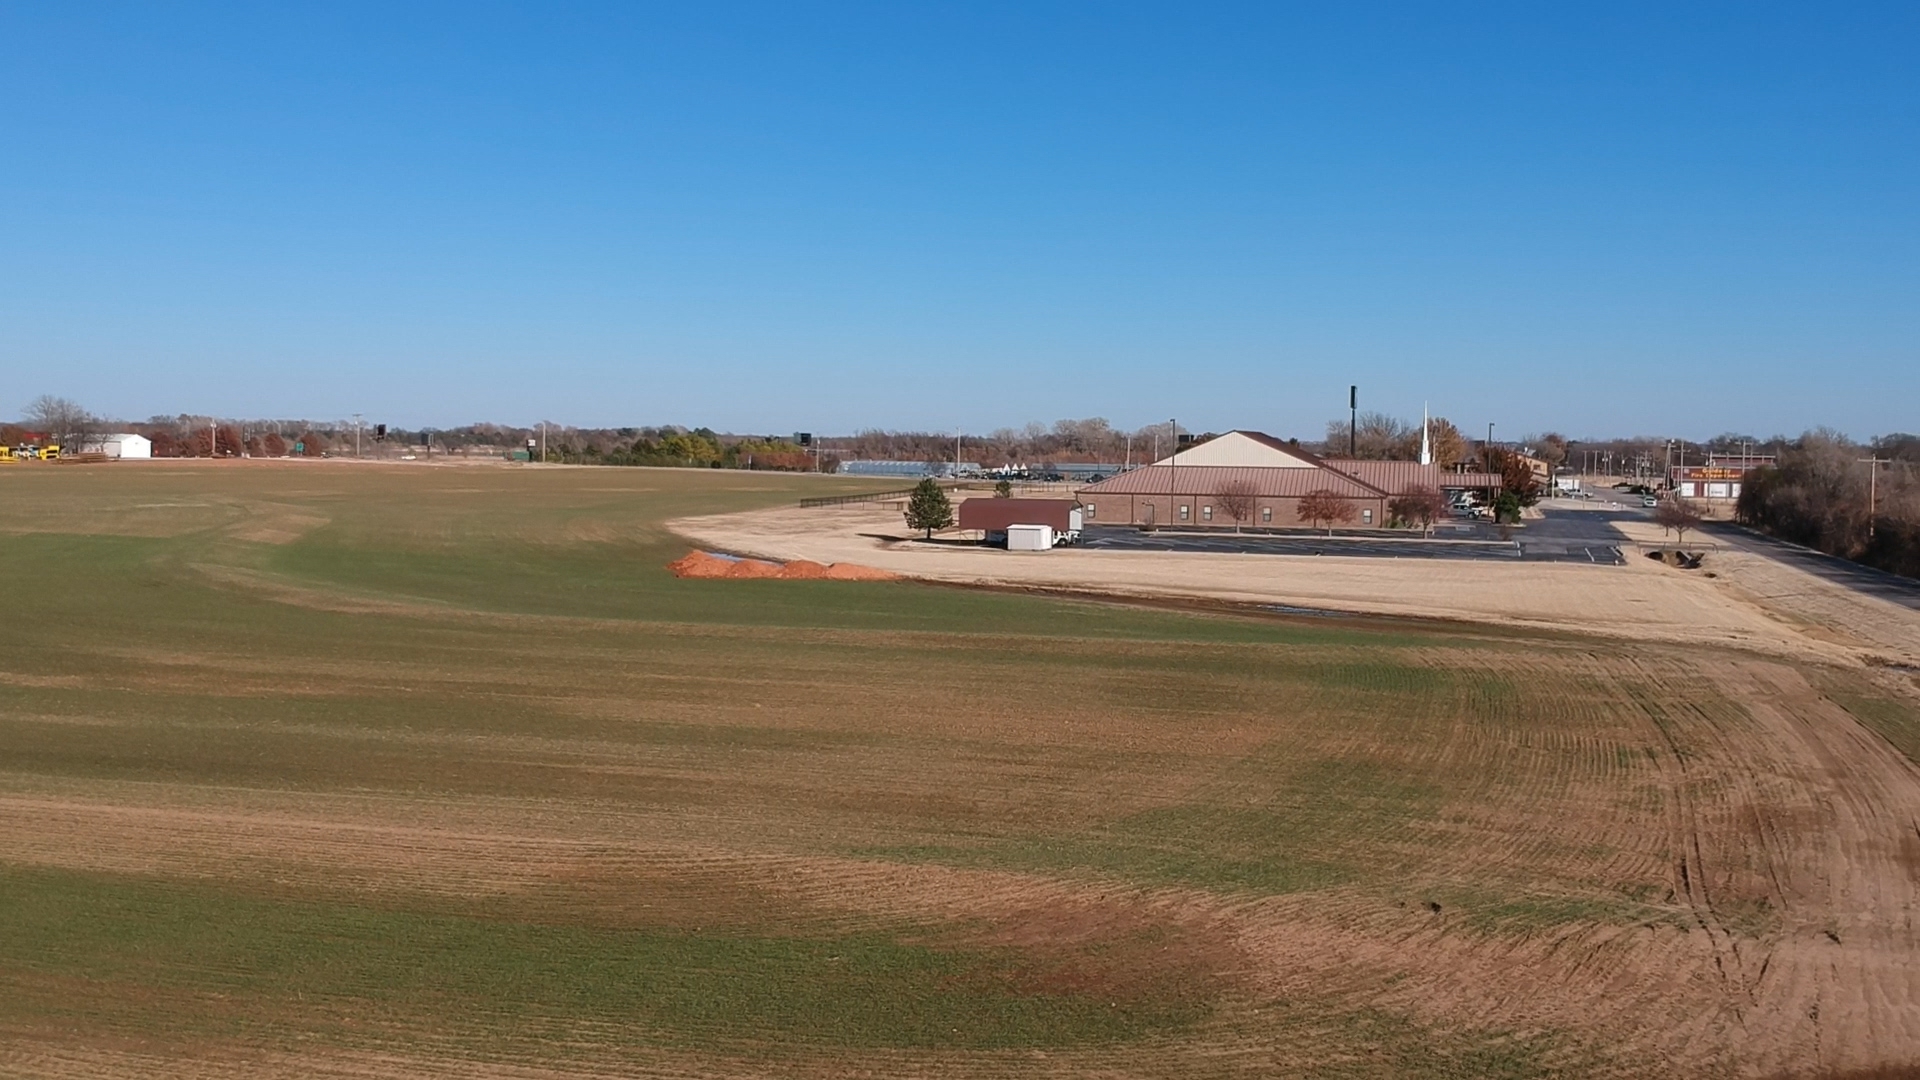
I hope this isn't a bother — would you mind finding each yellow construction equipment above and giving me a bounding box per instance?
[0,446,15,464]
[41,445,60,461]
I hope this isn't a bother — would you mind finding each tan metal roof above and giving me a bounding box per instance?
[1087,429,1507,499]
[1078,464,1384,499]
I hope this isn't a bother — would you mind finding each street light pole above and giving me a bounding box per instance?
[353,413,362,458]
[1168,418,1178,526]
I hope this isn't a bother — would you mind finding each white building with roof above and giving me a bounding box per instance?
[78,433,152,459]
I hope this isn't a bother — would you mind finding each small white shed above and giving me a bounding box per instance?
[1006,524,1055,551]
[80,433,153,459]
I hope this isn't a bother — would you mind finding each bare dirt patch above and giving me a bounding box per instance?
[14,464,1920,1078]
[667,549,900,581]
[225,502,331,545]
[674,503,1853,661]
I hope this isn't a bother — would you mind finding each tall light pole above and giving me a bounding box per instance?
[1168,418,1178,526]
[353,413,362,458]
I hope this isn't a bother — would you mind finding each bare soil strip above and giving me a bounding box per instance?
[674,503,1920,667]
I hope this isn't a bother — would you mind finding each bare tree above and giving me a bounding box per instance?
[1389,484,1448,537]
[1297,489,1357,535]
[1532,432,1569,468]
[24,395,97,450]
[1652,498,1705,548]
[1325,412,1416,459]
[1215,479,1257,532]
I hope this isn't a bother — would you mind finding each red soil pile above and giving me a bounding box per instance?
[822,563,900,581]
[665,551,781,579]
[666,551,899,582]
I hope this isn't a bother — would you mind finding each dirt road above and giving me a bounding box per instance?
[674,502,1920,666]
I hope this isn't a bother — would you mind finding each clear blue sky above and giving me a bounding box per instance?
[3,2,1915,439]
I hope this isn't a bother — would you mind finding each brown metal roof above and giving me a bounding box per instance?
[1077,465,1384,499]
[1322,461,1502,494]
[1432,470,1504,489]
[957,498,1078,532]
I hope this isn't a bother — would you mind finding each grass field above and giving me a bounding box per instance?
[3,461,1919,1078]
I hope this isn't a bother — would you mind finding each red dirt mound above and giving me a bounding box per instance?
[666,551,780,579]
[723,558,785,579]
[823,563,900,581]
[666,550,899,582]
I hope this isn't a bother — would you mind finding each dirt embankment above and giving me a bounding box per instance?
[669,503,1890,663]
[667,549,898,581]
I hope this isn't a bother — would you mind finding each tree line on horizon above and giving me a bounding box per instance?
[12,393,1919,579]
[1737,430,1920,579]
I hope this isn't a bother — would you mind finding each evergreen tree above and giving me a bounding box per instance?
[905,478,954,539]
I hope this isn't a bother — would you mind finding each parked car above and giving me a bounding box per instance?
[1641,495,1659,508]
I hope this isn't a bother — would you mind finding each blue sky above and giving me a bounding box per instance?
[2,3,1915,438]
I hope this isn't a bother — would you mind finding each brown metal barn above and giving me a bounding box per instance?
[957,498,1083,542]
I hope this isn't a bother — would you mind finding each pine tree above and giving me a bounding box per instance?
[905,478,954,539]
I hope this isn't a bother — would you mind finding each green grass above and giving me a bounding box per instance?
[0,463,1777,1074]
[0,863,1206,1053]
[1831,691,1920,766]
[857,758,1441,895]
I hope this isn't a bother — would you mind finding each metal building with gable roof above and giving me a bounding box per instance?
[1075,431,1500,530]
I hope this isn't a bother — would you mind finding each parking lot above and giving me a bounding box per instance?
[1079,503,1634,564]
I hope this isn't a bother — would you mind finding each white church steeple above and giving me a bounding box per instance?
[1419,403,1432,465]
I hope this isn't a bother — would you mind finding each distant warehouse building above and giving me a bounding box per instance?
[1075,431,1502,530]
[840,460,981,478]
[77,433,152,459]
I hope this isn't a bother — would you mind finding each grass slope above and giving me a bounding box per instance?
[1,461,1891,1076]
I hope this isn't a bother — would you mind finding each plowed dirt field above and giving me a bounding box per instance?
[3,462,1919,1078]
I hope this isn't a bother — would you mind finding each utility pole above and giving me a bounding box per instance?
[540,421,547,464]
[1859,456,1891,539]
[353,413,363,458]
